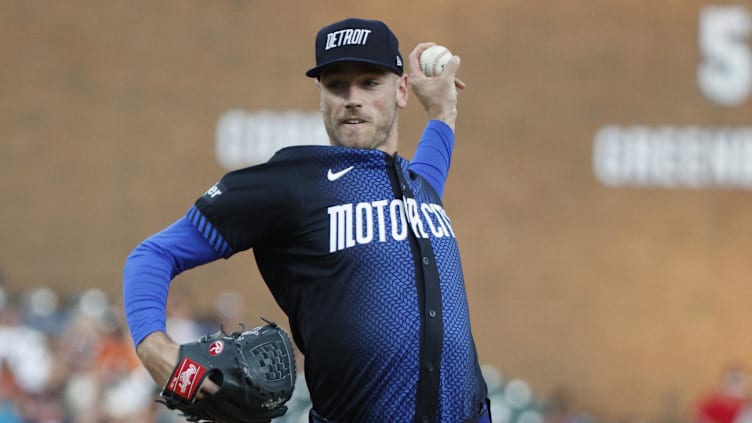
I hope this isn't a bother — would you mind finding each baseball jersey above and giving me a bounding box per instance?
[123,120,487,422]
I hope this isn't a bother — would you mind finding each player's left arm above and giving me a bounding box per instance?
[123,216,225,387]
[123,217,224,345]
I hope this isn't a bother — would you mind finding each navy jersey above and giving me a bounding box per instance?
[189,145,487,422]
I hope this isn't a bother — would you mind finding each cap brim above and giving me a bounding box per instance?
[305,57,402,78]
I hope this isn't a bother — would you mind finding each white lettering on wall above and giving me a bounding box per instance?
[593,126,752,189]
[215,109,329,170]
[697,5,752,106]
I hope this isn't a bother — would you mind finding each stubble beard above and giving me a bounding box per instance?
[326,107,397,151]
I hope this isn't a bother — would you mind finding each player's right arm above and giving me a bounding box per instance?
[123,215,224,386]
[410,120,455,198]
[407,42,464,131]
[407,42,464,198]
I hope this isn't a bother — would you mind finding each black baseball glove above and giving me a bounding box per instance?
[159,319,296,423]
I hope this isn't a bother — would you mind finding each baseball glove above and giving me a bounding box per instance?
[159,319,296,423]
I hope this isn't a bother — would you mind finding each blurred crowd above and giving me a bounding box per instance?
[0,279,749,423]
[694,363,752,423]
[0,284,172,423]
[0,281,592,423]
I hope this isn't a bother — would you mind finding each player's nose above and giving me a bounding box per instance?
[343,86,364,109]
[344,101,362,110]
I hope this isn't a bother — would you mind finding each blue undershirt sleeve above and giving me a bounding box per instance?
[122,215,225,347]
[409,120,455,198]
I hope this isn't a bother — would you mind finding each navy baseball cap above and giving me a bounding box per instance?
[306,18,404,78]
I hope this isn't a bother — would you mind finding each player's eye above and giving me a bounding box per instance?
[323,79,347,91]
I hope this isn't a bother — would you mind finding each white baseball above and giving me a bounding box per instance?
[419,45,452,76]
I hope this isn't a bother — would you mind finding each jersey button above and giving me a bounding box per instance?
[428,309,437,318]
[422,257,430,266]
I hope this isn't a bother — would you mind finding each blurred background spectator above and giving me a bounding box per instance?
[694,362,752,423]
[543,385,596,423]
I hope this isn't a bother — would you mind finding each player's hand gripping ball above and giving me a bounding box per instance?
[420,45,452,76]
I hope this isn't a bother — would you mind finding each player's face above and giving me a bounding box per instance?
[318,62,408,154]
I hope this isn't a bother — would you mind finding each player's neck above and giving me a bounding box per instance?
[376,120,399,156]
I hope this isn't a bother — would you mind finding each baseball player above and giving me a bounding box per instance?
[123,17,490,422]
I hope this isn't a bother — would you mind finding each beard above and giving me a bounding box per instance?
[324,106,398,151]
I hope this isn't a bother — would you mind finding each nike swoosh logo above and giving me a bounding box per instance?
[327,166,354,181]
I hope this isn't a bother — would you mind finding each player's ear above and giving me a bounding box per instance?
[316,80,325,112]
[396,73,408,109]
